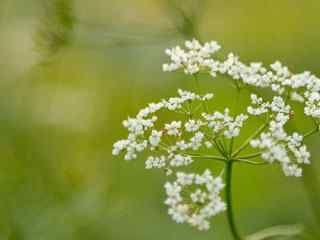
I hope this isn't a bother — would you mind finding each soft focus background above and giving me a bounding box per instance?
[1,0,320,239]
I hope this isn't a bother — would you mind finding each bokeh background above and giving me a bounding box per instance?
[1,0,320,239]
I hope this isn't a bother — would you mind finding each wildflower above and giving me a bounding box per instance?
[170,154,193,167]
[145,156,166,169]
[164,170,226,231]
[165,121,182,136]
[202,109,248,138]
[113,38,320,234]
[248,95,310,176]
[185,119,202,132]
[149,130,162,146]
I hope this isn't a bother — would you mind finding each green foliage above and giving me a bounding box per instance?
[34,0,75,61]
[246,224,304,240]
[163,0,207,39]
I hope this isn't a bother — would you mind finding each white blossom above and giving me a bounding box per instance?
[189,132,205,150]
[185,119,202,132]
[202,109,248,139]
[113,38,320,233]
[163,39,221,76]
[112,89,219,174]
[149,130,162,146]
[145,156,166,169]
[163,39,320,119]
[170,154,193,167]
[164,170,226,231]
[165,121,182,136]
[248,95,311,176]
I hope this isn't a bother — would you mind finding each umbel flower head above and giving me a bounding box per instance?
[164,170,225,231]
[113,39,319,231]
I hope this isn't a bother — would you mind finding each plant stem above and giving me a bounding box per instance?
[233,159,268,165]
[189,154,227,162]
[236,152,262,160]
[193,74,209,112]
[303,127,319,138]
[232,123,268,158]
[225,160,242,240]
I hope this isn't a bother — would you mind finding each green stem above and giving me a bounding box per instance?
[233,159,268,166]
[234,83,242,115]
[303,127,319,138]
[193,74,208,112]
[214,139,227,157]
[232,123,268,158]
[189,154,227,162]
[225,160,242,240]
[236,152,262,160]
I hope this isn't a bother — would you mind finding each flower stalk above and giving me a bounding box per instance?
[225,160,242,240]
[232,123,268,158]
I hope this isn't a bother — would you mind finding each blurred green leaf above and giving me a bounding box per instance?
[163,0,207,39]
[246,224,304,240]
[34,0,75,62]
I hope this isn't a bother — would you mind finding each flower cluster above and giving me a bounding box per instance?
[202,109,248,139]
[112,89,247,174]
[112,89,212,162]
[248,94,311,176]
[164,170,226,231]
[112,88,247,230]
[163,39,221,75]
[113,38,319,232]
[163,39,320,119]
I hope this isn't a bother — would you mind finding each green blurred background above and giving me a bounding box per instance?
[1,0,320,239]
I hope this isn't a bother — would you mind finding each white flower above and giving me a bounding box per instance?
[112,88,219,175]
[162,39,320,120]
[163,39,221,76]
[149,130,162,146]
[204,141,213,149]
[189,131,205,150]
[112,139,129,155]
[188,215,210,231]
[190,189,207,203]
[145,156,166,169]
[290,92,304,103]
[203,109,247,138]
[176,140,189,150]
[185,39,202,50]
[164,170,226,231]
[202,93,214,100]
[202,41,221,54]
[177,172,194,186]
[185,119,202,132]
[170,154,193,167]
[247,94,269,115]
[249,95,310,176]
[165,121,182,136]
[112,38,320,235]
[282,164,302,177]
